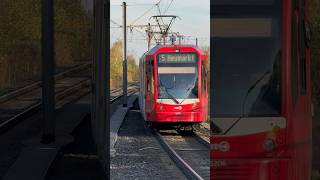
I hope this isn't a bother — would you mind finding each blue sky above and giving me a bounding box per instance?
[110,0,210,63]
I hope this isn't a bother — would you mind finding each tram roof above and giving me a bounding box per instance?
[145,45,202,55]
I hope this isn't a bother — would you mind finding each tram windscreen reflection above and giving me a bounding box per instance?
[212,1,282,117]
[157,53,198,100]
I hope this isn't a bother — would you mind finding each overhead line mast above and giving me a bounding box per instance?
[115,0,199,55]
[122,2,127,107]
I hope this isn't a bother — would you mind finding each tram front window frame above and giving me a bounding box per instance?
[156,52,199,101]
[212,0,282,117]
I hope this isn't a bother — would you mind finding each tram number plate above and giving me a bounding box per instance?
[212,160,227,168]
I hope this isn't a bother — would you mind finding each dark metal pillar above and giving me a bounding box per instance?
[92,0,109,175]
[41,0,55,144]
[122,2,127,107]
[105,0,110,174]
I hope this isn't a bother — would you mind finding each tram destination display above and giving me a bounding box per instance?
[158,53,197,63]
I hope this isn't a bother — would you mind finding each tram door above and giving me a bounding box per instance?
[201,58,208,121]
[145,58,154,120]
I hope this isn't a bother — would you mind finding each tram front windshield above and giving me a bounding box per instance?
[157,53,198,100]
[212,0,282,117]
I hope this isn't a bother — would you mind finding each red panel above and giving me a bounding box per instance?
[142,45,208,124]
[153,111,203,123]
[211,129,287,158]
[210,0,312,179]
[212,158,289,180]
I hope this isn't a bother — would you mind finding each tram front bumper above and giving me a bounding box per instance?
[211,158,289,180]
[151,111,204,123]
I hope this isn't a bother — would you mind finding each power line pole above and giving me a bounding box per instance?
[147,23,152,50]
[122,2,127,107]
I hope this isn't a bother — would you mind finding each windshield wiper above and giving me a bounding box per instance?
[241,70,271,116]
[159,79,180,104]
[212,122,223,134]
[179,77,198,104]
[185,77,197,95]
[223,70,271,135]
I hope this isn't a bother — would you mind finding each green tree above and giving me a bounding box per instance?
[110,40,139,89]
[0,0,92,90]
[0,0,41,89]
[55,0,92,67]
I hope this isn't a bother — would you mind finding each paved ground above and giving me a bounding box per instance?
[111,100,187,180]
[2,94,91,180]
[45,114,103,180]
[44,94,129,180]
[0,111,42,178]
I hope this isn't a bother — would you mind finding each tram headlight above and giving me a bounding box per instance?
[272,125,285,145]
[263,139,275,152]
[272,125,280,134]
[192,103,198,110]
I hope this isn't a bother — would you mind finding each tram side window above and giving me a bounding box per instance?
[151,60,154,93]
[147,59,154,93]
[292,11,299,105]
[299,0,307,94]
[292,0,307,106]
[147,80,150,92]
[147,60,150,92]
[202,61,206,92]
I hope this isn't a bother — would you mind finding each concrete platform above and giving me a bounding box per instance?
[110,99,187,180]
[110,94,138,156]
[2,95,90,180]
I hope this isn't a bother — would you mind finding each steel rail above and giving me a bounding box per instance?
[0,82,138,134]
[0,63,91,104]
[191,132,210,150]
[110,85,138,103]
[0,63,92,134]
[0,79,91,134]
[152,128,205,180]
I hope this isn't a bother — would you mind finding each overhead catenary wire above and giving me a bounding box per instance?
[133,28,147,37]
[127,38,149,41]
[111,20,157,45]
[111,3,156,6]
[111,0,177,47]
[111,0,209,54]
[129,0,162,26]
[127,3,156,6]
[110,19,122,27]
[155,2,166,28]
[163,0,174,14]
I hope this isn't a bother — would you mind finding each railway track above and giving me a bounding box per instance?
[110,83,139,103]
[0,63,92,134]
[0,63,138,134]
[152,129,210,180]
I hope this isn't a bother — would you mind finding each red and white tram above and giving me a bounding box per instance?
[211,0,312,179]
[139,45,208,129]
